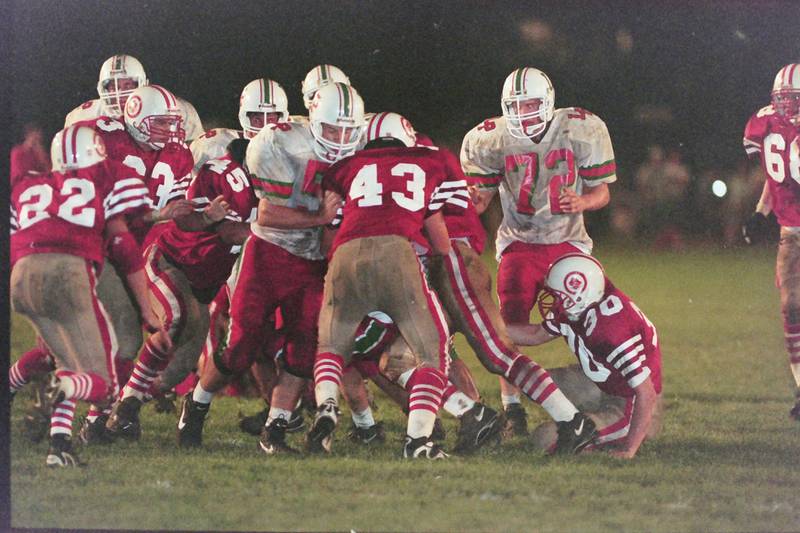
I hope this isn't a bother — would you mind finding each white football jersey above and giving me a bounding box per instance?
[245,122,333,260]
[189,128,244,176]
[64,96,204,142]
[461,108,616,258]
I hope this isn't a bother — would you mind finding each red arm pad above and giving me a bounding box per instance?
[106,231,144,275]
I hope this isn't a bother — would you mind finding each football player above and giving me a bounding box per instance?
[507,254,662,459]
[461,67,616,433]
[742,63,800,419]
[190,78,290,175]
[175,82,359,453]
[307,109,474,460]
[64,54,204,142]
[10,126,153,466]
[301,64,350,110]
[95,84,218,441]
[355,112,598,453]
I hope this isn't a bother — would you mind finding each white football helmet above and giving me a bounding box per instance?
[238,78,289,138]
[51,125,107,172]
[539,253,606,321]
[772,63,800,125]
[96,54,149,119]
[124,85,185,150]
[301,64,350,110]
[501,67,555,139]
[309,82,365,163]
[364,112,417,147]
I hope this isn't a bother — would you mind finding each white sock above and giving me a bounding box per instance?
[59,376,76,400]
[407,410,436,439]
[351,407,376,428]
[443,391,475,418]
[501,394,521,408]
[192,384,214,405]
[266,406,293,426]
[540,390,579,422]
[314,381,340,408]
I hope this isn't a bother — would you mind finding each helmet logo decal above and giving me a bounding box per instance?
[126,95,142,118]
[564,271,587,295]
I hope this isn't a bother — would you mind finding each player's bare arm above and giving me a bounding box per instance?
[608,376,658,459]
[423,211,453,255]
[470,187,496,215]
[174,195,232,232]
[558,182,610,214]
[256,190,340,229]
[506,322,558,346]
[755,179,773,215]
[143,198,195,223]
[104,216,168,347]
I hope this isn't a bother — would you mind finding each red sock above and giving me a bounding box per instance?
[9,347,55,392]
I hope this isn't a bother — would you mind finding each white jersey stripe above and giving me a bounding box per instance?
[446,248,515,368]
[627,367,651,388]
[613,344,645,369]
[606,335,642,363]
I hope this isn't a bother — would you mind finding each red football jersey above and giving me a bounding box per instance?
[323,145,468,256]
[80,116,194,243]
[156,156,258,290]
[743,106,800,227]
[10,162,149,267]
[542,282,662,398]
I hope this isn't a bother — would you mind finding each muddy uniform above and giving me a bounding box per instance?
[461,109,616,323]
[214,122,330,377]
[10,163,148,386]
[542,282,662,446]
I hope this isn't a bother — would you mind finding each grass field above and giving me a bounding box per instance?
[9,243,800,532]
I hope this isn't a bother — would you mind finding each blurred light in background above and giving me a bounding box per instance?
[712,179,728,198]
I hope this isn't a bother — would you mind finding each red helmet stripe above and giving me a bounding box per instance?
[70,126,79,165]
[790,64,799,86]
[374,111,388,138]
[151,84,176,108]
[61,129,69,168]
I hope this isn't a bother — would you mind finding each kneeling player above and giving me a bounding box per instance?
[507,253,662,459]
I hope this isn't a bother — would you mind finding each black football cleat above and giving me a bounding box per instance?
[554,412,597,455]
[403,435,448,459]
[177,393,209,448]
[347,421,386,445]
[46,434,86,468]
[305,400,338,454]
[239,407,269,436]
[453,403,503,453]
[78,414,114,445]
[502,403,529,438]
[106,397,143,441]
[258,417,299,455]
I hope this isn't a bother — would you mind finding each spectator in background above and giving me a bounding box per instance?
[633,145,691,249]
[11,124,50,182]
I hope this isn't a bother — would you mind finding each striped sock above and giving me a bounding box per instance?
[406,367,446,438]
[785,322,800,387]
[9,347,54,394]
[314,353,344,407]
[50,400,77,437]
[507,355,577,422]
[56,370,111,404]
[122,340,170,400]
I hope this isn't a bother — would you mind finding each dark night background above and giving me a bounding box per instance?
[7,1,800,172]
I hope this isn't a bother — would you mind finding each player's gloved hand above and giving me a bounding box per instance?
[742,212,768,245]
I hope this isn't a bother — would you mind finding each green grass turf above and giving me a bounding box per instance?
[9,243,800,532]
